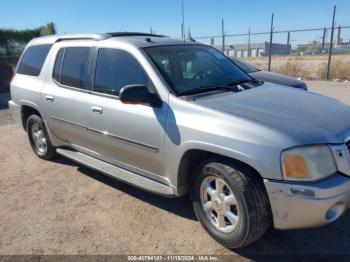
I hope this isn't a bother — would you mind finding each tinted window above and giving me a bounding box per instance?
[53,49,65,82]
[94,48,148,96]
[61,47,90,89]
[17,44,52,76]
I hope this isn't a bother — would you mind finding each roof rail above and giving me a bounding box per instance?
[106,32,167,38]
[55,33,111,42]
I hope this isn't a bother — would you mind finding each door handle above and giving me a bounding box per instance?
[45,95,54,102]
[91,106,103,114]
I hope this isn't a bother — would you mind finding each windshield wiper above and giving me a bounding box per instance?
[224,79,261,87]
[177,85,233,96]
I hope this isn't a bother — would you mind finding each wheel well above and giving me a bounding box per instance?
[21,106,42,131]
[177,149,262,194]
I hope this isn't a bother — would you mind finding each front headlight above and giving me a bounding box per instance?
[281,145,336,181]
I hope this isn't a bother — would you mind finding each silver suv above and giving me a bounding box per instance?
[9,32,350,248]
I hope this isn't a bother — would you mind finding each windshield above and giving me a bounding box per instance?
[144,45,251,94]
[230,57,258,73]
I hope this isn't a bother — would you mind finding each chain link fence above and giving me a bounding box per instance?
[194,15,350,81]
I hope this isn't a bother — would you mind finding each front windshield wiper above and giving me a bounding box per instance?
[176,79,261,97]
[224,79,261,87]
[177,85,234,96]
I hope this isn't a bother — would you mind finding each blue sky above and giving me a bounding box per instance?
[1,0,350,45]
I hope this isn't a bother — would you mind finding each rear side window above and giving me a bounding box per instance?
[60,47,90,89]
[94,48,149,96]
[53,49,65,82]
[17,44,52,76]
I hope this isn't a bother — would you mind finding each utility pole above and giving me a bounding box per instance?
[248,28,251,57]
[327,5,336,81]
[287,31,290,46]
[322,27,326,48]
[336,25,342,46]
[268,13,274,71]
[222,19,225,54]
[210,37,215,46]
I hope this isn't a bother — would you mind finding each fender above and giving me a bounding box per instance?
[164,140,266,196]
[19,99,64,146]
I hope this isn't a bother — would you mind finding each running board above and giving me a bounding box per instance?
[56,148,174,196]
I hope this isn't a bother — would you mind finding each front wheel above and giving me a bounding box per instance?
[192,159,271,248]
[27,114,56,160]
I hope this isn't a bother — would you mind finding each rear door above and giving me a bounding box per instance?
[41,45,98,153]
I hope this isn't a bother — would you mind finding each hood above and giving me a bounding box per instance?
[249,71,307,89]
[195,83,350,144]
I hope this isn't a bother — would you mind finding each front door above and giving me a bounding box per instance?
[85,48,167,180]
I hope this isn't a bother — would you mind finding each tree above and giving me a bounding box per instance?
[0,22,56,56]
[40,22,56,36]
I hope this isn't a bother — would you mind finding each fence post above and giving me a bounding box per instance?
[268,13,274,71]
[327,5,336,81]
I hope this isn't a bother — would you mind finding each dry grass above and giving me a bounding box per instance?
[241,54,350,80]
[317,60,350,80]
[274,62,310,79]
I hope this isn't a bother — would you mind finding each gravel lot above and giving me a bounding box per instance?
[1,81,350,258]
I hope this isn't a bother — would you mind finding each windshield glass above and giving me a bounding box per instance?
[231,57,258,73]
[144,45,251,94]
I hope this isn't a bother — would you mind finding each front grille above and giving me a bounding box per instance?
[347,140,350,155]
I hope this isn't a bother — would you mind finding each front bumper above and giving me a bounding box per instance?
[265,174,350,229]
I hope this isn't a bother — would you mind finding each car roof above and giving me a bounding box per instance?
[27,32,202,48]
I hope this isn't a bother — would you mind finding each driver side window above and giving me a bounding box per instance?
[94,48,149,96]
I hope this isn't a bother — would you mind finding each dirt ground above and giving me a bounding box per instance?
[1,81,350,258]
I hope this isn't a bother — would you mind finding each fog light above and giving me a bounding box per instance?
[325,202,345,222]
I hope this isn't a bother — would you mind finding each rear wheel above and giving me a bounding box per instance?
[192,159,271,248]
[27,114,56,160]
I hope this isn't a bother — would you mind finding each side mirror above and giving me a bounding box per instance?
[119,84,162,107]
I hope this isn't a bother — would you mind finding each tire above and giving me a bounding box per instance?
[191,159,271,249]
[26,114,56,160]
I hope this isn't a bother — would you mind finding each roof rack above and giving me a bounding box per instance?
[106,32,166,38]
[52,32,166,43]
[55,33,110,42]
